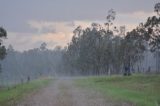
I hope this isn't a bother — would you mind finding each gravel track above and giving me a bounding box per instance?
[17,78,130,106]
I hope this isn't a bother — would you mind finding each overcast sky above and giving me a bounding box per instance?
[0,0,159,51]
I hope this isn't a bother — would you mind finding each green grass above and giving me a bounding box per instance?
[76,74,160,106]
[0,78,52,106]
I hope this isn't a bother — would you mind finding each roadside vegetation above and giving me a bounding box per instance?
[76,74,160,106]
[0,78,52,106]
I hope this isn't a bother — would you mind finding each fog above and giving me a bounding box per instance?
[1,3,160,87]
[0,28,159,86]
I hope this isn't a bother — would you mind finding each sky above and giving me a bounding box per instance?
[0,0,159,51]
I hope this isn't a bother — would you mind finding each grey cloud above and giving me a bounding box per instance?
[0,0,158,33]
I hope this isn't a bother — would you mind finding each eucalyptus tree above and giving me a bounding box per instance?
[66,27,82,75]
[105,9,116,32]
[111,36,123,74]
[143,2,160,72]
[121,28,146,75]
[40,42,47,51]
[63,6,160,75]
[154,2,160,16]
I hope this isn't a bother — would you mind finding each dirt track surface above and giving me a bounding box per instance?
[17,78,129,106]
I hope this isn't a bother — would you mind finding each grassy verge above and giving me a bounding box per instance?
[0,78,52,106]
[76,74,160,106]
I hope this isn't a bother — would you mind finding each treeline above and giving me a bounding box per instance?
[62,6,160,75]
[0,43,63,85]
[62,25,145,75]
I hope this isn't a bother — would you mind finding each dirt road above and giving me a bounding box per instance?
[17,78,122,106]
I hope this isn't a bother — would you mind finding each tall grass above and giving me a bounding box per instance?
[0,78,52,106]
[76,74,160,106]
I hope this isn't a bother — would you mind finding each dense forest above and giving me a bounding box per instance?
[0,3,160,86]
[62,8,160,76]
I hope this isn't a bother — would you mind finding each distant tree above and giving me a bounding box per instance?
[54,46,61,51]
[154,2,160,16]
[122,28,146,75]
[40,42,47,51]
[7,45,14,53]
[73,26,82,37]
[105,9,116,32]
